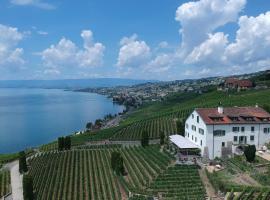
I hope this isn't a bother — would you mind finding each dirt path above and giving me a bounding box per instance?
[199,169,223,200]
[232,173,261,186]
[8,160,24,200]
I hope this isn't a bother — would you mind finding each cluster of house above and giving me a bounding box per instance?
[170,105,270,160]
[218,78,254,91]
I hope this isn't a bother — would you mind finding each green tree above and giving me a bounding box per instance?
[141,130,149,147]
[244,145,256,162]
[64,136,71,150]
[111,152,124,175]
[160,131,165,145]
[58,137,64,151]
[176,120,185,136]
[263,104,270,113]
[23,174,34,200]
[19,151,28,174]
[86,122,93,130]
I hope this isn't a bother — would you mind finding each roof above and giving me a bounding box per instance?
[196,106,270,125]
[169,135,199,149]
[225,78,253,87]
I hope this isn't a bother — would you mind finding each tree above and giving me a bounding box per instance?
[19,151,28,174]
[263,104,270,113]
[244,145,256,162]
[141,130,149,147]
[86,122,93,130]
[23,174,34,200]
[95,119,103,127]
[176,120,185,136]
[111,152,124,175]
[64,136,71,150]
[58,137,64,151]
[160,131,165,145]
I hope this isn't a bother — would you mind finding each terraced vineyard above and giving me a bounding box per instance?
[28,146,172,200]
[0,170,11,198]
[111,116,178,140]
[148,165,205,200]
[226,189,270,200]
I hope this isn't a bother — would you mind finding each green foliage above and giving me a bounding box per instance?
[244,145,256,162]
[86,122,93,130]
[160,131,165,145]
[58,136,71,151]
[263,104,270,113]
[141,130,149,147]
[111,152,124,175]
[176,119,185,136]
[19,151,28,174]
[23,174,34,200]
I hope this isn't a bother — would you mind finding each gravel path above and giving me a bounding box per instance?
[9,161,24,200]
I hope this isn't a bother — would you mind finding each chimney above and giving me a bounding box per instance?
[218,102,223,114]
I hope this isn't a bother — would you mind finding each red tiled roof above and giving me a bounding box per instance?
[196,107,270,125]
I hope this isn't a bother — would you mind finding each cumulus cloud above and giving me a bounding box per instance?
[175,0,246,55]
[144,54,173,73]
[10,0,55,10]
[185,32,228,65]
[225,12,270,65]
[41,30,105,74]
[117,34,151,68]
[0,24,25,67]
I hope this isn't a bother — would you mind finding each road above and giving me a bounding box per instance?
[4,161,24,200]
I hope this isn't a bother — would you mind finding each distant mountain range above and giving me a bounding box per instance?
[0,78,157,89]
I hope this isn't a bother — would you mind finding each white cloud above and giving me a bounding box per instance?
[185,32,228,65]
[0,24,25,67]
[225,12,270,65]
[144,54,173,73]
[10,0,55,9]
[175,0,246,55]
[37,31,48,35]
[117,34,151,68]
[158,41,169,49]
[41,29,105,73]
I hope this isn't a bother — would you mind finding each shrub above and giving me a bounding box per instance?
[111,152,124,175]
[244,145,256,162]
[141,130,149,147]
[19,151,28,174]
[23,174,34,200]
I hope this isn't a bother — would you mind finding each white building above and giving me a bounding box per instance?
[185,106,270,159]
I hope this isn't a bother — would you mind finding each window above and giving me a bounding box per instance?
[250,135,255,141]
[192,135,194,140]
[234,136,238,142]
[192,114,194,119]
[241,127,245,132]
[222,142,225,147]
[195,137,197,142]
[197,116,199,123]
[200,140,202,146]
[251,126,255,132]
[232,127,240,132]
[188,133,189,137]
[213,130,226,136]
[185,123,189,129]
[264,128,270,133]
[199,128,204,135]
[192,125,196,131]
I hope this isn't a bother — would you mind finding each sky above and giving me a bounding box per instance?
[0,0,270,81]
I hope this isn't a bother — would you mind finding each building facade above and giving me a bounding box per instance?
[185,106,270,159]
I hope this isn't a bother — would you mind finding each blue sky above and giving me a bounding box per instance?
[0,0,270,80]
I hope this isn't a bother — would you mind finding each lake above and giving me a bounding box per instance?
[0,88,125,153]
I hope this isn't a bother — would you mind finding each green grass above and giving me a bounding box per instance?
[0,153,19,165]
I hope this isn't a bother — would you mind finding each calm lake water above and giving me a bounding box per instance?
[0,88,125,154]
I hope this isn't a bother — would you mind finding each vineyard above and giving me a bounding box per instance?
[28,146,175,200]
[0,170,11,198]
[225,189,270,200]
[148,165,205,200]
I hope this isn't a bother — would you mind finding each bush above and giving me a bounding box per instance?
[160,131,165,145]
[141,130,149,147]
[23,174,34,200]
[19,151,28,174]
[244,145,256,162]
[111,152,124,175]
